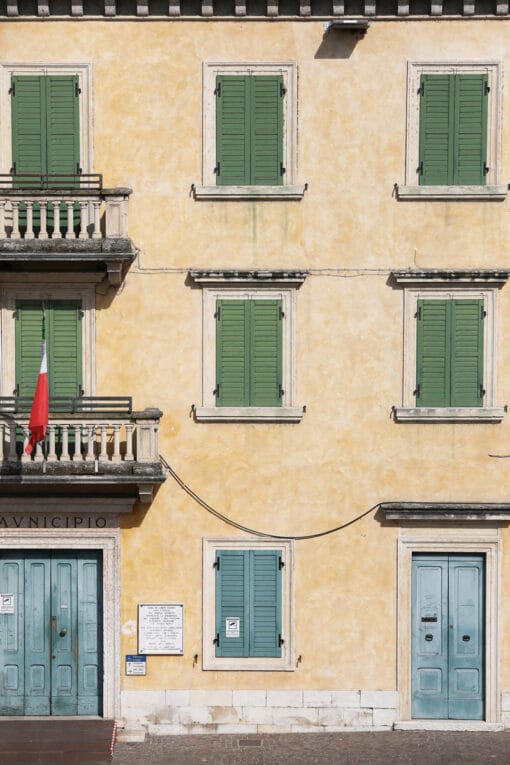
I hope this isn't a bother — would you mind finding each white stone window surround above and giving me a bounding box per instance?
[396,526,501,726]
[394,284,504,422]
[0,525,121,720]
[202,537,294,671]
[194,61,306,200]
[397,60,506,200]
[0,62,93,176]
[194,285,304,422]
[0,276,96,397]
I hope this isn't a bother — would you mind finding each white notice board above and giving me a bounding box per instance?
[138,603,184,655]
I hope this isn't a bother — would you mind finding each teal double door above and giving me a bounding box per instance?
[412,553,485,720]
[0,551,102,716]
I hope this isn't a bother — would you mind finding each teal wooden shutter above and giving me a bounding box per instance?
[450,299,483,407]
[46,75,80,180]
[48,301,83,397]
[11,76,47,177]
[15,301,82,398]
[216,76,250,186]
[419,75,455,186]
[215,549,282,658]
[250,76,284,186]
[15,301,45,397]
[416,299,484,407]
[454,75,488,186]
[416,299,450,407]
[216,300,250,406]
[250,550,282,658]
[250,300,283,407]
[215,550,249,657]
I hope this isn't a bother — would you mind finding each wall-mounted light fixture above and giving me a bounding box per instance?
[323,19,370,36]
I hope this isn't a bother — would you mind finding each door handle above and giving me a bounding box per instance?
[425,634,433,641]
[59,627,67,637]
[462,634,470,642]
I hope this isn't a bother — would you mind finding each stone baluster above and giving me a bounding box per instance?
[8,422,17,462]
[98,425,108,461]
[75,424,84,460]
[33,439,44,463]
[65,200,76,239]
[61,424,70,461]
[267,0,278,14]
[85,425,96,461]
[124,423,134,461]
[111,424,122,463]
[0,424,5,461]
[11,201,20,240]
[25,201,34,240]
[39,201,48,240]
[21,426,30,463]
[47,424,57,462]
[0,201,5,240]
[52,201,62,239]
[168,0,180,13]
[79,201,89,240]
[92,200,101,239]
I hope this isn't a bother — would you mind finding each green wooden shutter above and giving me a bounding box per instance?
[419,74,455,186]
[454,74,488,186]
[450,299,483,407]
[48,301,83,397]
[216,300,250,406]
[15,300,82,399]
[250,300,283,407]
[11,76,47,177]
[250,550,282,658]
[215,550,249,658]
[15,301,45,397]
[250,76,284,186]
[216,76,250,186]
[46,75,80,180]
[416,299,450,407]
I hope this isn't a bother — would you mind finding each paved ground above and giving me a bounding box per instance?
[112,731,510,764]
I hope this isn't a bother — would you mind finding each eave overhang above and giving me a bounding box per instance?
[380,502,510,521]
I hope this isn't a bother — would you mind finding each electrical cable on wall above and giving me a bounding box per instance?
[160,455,378,541]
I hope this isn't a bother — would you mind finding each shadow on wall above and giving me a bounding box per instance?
[315,30,362,60]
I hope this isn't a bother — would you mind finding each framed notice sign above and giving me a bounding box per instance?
[138,603,184,655]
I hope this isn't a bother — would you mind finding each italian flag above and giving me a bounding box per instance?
[25,336,49,455]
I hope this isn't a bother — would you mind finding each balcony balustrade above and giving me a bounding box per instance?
[0,174,130,241]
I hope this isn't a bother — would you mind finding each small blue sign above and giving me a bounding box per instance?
[125,654,147,676]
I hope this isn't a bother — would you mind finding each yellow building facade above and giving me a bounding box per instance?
[0,1,509,736]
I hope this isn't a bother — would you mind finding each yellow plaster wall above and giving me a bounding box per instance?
[2,19,510,692]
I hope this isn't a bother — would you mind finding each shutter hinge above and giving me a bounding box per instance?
[414,383,421,398]
[214,82,221,97]
[280,82,286,97]
[416,305,422,320]
[10,163,16,175]
[213,633,220,646]
[485,82,490,95]
[480,383,486,398]
[213,384,220,397]
[79,309,85,320]
[14,383,19,397]
[278,634,285,647]
[279,306,285,320]
[76,163,82,175]
[418,81,424,96]
[418,160,424,177]
[280,161,286,177]
[13,309,18,320]
[481,306,487,319]
[79,386,85,397]
[214,162,220,176]
[483,162,489,176]
[214,306,221,320]
[8,83,15,96]
[213,556,220,570]
[278,383,285,398]
[278,556,285,569]
[75,82,81,96]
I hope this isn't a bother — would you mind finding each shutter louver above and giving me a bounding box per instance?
[419,74,454,186]
[15,301,45,398]
[216,76,250,186]
[49,301,83,397]
[250,300,282,407]
[250,550,282,658]
[11,76,46,178]
[450,299,483,406]
[46,75,80,181]
[216,300,249,406]
[215,550,249,658]
[416,299,450,407]
[454,75,488,185]
[250,76,283,186]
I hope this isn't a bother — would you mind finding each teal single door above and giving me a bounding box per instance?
[412,553,484,720]
[0,551,102,716]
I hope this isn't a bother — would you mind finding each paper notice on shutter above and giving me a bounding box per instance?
[0,594,14,614]
[226,617,240,638]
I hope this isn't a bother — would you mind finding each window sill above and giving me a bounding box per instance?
[396,185,508,201]
[193,185,307,200]
[194,406,305,422]
[203,657,294,671]
[394,406,505,423]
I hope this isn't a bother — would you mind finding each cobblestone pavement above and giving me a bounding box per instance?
[112,731,510,765]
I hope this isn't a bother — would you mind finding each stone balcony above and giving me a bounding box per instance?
[0,397,165,505]
[0,174,135,285]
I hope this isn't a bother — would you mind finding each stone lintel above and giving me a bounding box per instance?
[189,269,308,285]
[380,502,510,521]
[391,269,510,287]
